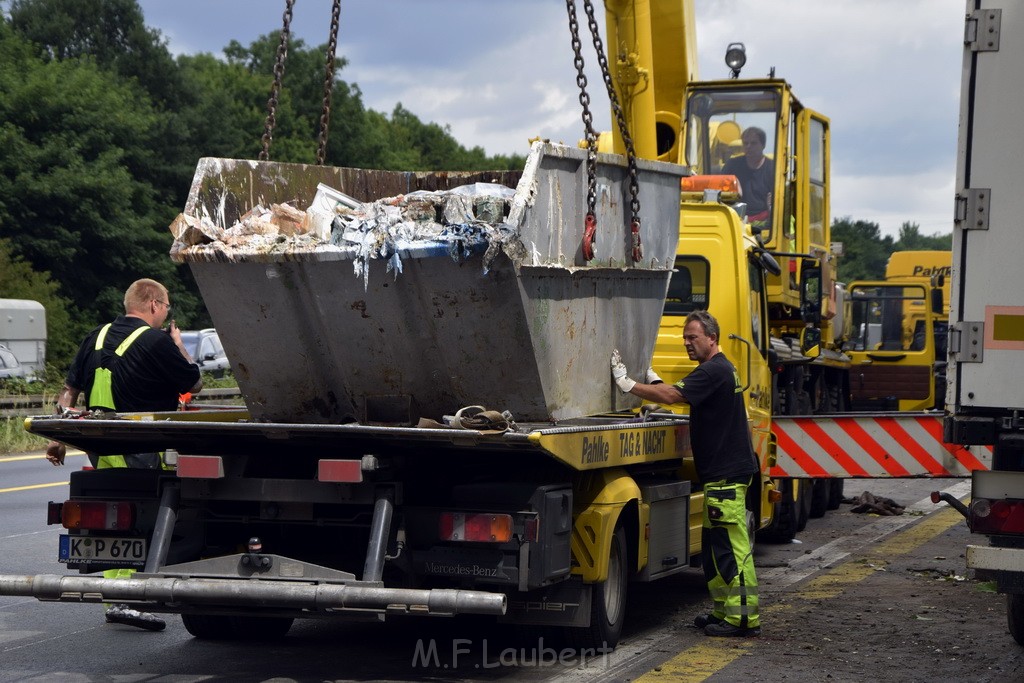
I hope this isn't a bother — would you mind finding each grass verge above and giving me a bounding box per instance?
[1,417,48,455]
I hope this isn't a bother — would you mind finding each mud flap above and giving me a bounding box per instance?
[499,577,591,627]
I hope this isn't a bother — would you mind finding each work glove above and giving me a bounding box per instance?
[611,349,636,393]
[646,368,663,384]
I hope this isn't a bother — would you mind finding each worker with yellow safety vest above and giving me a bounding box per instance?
[45,278,202,630]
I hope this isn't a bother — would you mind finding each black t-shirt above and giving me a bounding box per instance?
[723,156,775,215]
[672,353,759,483]
[67,316,200,412]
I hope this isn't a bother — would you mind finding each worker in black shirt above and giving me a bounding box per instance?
[45,278,202,630]
[723,126,774,229]
[611,310,760,637]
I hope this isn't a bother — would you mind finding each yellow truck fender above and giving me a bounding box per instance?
[571,469,645,583]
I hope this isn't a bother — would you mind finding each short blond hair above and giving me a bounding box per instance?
[124,279,168,314]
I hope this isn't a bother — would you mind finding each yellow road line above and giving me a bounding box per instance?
[635,506,965,682]
[638,642,755,682]
[0,481,69,494]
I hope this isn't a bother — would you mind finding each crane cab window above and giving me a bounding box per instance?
[664,257,709,315]
[685,88,782,240]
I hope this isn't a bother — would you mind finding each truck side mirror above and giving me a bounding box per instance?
[801,327,822,358]
[758,250,781,276]
[800,260,822,325]
[931,286,944,315]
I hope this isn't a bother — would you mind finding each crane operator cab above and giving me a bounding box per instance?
[680,72,831,313]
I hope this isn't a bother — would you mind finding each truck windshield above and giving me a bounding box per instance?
[848,284,930,353]
[685,88,780,178]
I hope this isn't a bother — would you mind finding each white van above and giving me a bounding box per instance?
[0,299,46,378]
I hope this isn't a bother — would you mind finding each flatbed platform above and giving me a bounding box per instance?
[26,410,691,471]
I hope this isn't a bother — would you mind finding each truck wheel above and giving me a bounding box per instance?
[1008,594,1024,646]
[796,479,812,531]
[809,479,830,519]
[182,614,293,640]
[181,613,235,640]
[757,479,798,544]
[827,479,844,510]
[569,525,628,650]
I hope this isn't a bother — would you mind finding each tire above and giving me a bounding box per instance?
[182,613,293,640]
[796,478,812,532]
[827,479,844,511]
[1008,594,1024,647]
[181,613,234,640]
[569,526,628,650]
[809,479,830,519]
[758,479,798,544]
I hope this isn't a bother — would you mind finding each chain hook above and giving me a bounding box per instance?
[565,0,599,263]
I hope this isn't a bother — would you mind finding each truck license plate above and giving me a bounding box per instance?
[59,535,147,566]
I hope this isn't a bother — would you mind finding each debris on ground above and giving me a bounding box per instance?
[848,491,905,515]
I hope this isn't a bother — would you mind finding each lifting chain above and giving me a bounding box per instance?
[565,0,599,262]
[581,0,643,262]
[259,0,295,161]
[316,0,342,165]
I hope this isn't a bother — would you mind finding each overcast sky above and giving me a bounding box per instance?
[137,0,966,238]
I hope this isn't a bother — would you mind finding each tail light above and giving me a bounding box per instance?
[59,501,135,531]
[970,498,1024,535]
[439,512,513,543]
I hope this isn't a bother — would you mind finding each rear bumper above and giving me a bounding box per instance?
[967,544,1024,573]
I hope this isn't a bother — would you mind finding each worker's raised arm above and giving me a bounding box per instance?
[610,350,688,405]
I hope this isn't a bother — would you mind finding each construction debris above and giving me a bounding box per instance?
[849,491,905,516]
[169,181,518,288]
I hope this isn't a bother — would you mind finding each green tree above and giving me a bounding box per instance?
[0,20,199,326]
[831,216,895,282]
[892,221,952,252]
[8,0,196,207]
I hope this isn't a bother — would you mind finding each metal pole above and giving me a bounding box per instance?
[144,483,180,573]
[0,574,507,616]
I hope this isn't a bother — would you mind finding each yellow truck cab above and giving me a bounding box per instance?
[844,281,939,412]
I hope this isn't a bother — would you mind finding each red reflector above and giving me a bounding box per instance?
[439,512,513,542]
[61,501,134,530]
[523,516,540,542]
[971,498,1024,535]
[177,455,224,479]
[318,459,363,483]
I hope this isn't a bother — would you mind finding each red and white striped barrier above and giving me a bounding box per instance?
[771,413,992,478]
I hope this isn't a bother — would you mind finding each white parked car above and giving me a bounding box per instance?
[0,343,30,382]
[180,329,230,377]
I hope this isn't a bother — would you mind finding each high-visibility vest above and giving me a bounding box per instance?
[88,323,149,411]
[86,323,150,469]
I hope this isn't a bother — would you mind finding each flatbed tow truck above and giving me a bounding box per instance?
[1,142,727,649]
